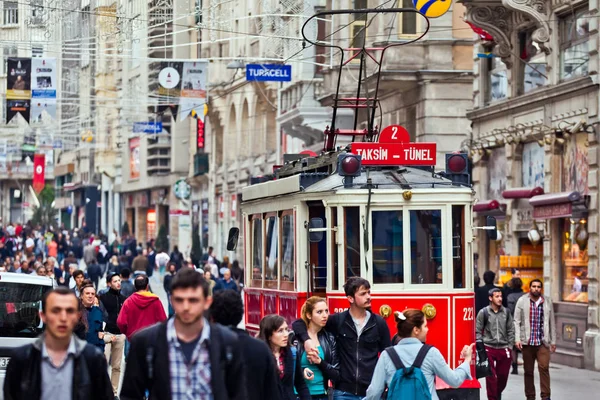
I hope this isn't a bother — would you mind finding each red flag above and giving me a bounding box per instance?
[32,154,45,194]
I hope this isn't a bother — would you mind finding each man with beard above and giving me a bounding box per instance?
[121,268,246,400]
[514,279,556,400]
[293,277,391,400]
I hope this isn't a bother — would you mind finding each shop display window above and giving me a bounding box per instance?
[562,218,589,303]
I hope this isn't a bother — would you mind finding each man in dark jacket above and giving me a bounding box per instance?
[210,290,279,400]
[293,277,391,399]
[121,268,246,400]
[476,270,497,314]
[3,286,113,400]
[87,258,102,290]
[99,273,127,397]
[120,268,135,298]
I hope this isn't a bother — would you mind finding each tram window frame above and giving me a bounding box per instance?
[280,210,295,291]
[264,212,279,289]
[370,209,405,284]
[330,207,339,290]
[408,208,444,285]
[344,206,362,281]
[249,215,263,288]
[452,205,467,289]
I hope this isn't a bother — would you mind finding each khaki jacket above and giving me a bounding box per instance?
[514,294,556,346]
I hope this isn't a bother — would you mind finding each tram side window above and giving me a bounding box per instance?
[452,205,466,289]
[410,210,443,284]
[265,216,278,288]
[251,218,263,287]
[345,207,361,279]
[372,211,404,284]
[281,213,295,290]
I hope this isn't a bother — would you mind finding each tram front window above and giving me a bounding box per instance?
[251,218,263,287]
[372,211,404,284]
[410,210,443,284]
[345,207,361,279]
[265,216,278,287]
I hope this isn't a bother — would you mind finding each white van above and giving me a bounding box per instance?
[0,273,55,399]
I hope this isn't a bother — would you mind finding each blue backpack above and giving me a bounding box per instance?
[384,344,433,400]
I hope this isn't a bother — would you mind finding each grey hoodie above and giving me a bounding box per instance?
[475,305,515,349]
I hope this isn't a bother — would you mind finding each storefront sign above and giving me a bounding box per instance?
[129,138,140,179]
[135,192,149,208]
[533,202,572,219]
[151,189,167,205]
[514,202,534,231]
[174,179,191,199]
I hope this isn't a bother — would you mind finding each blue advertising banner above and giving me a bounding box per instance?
[246,64,292,82]
[133,121,163,134]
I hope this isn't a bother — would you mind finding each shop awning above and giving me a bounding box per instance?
[473,199,506,215]
[529,191,588,219]
[502,186,544,199]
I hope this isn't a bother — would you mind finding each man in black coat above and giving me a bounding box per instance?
[210,290,280,400]
[121,268,246,400]
[3,287,113,400]
[476,270,497,314]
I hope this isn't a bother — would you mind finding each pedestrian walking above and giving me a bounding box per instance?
[71,269,86,297]
[99,273,127,398]
[476,288,515,400]
[260,314,310,400]
[3,287,113,400]
[476,270,497,314]
[213,268,239,293]
[131,249,148,276]
[514,279,556,400]
[116,275,167,341]
[121,268,246,400]
[155,249,170,275]
[506,277,525,375]
[293,277,391,400]
[87,258,102,290]
[163,263,176,316]
[294,296,339,400]
[80,282,107,352]
[210,290,280,400]
[365,309,473,400]
[120,268,135,298]
[146,246,156,278]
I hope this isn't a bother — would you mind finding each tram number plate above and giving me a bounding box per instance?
[0,357,10,369]
[462,307,474,321]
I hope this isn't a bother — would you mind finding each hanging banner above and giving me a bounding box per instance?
[158,61,183,97]
[31,58,57,120]
[129,137,140,179]
[32,153,45,194]
[6,100,30,124]
[197,116,205,150]
[156,60,208,121]
[6,58,32,100]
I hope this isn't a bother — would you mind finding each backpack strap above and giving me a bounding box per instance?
[291,346,297,379]
[482,306,490,334]
[385,347,405,370]
[412,344,432,369]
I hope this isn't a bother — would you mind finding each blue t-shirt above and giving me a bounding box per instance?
[300,346,326,395]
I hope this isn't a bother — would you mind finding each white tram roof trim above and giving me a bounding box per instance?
[242,174,301,201]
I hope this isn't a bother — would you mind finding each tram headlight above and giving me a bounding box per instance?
[338,153,362,177]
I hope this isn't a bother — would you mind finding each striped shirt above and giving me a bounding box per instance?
[528,297,544,346]
[167,317,213,400]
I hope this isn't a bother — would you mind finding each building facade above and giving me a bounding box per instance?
[461,0,600,370]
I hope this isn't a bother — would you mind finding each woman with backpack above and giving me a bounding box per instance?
[294,297,340,400]
[506,277,525,375]
[259,314,311,400]
[365,309,474,400]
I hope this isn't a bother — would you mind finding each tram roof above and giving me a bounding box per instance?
[243,167,470,201]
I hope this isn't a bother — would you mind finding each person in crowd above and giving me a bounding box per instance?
[55,260,69,286]
[365,309,473,400]
[108,255,120,276]
[35,265,46,276]
[214,268,239,293]
[260,314,310,400]
[476,288,515,400]
[117,275,167,341]
[163,262,177,316]
[219,255,231,277]
[83,240,96,268]
[120,268,135,298]
[87,258,102,290]
[154,248,170,275]
[80,282,107,352]
[502,269,521,307]
[131,249,148,277]
[230,259,243,286]
[3,287,113,400]
[203,269,216,297]
[514,279,556,400]
[64,251,78,272]
[121,268,246,399]
[72,269,86,297]
[170,245,183,271]
[16,260,33,274]
[476,270,497,314]
[210,290,280,400]
[474,274,481,288]
[506,277,525,375]
[295,296,339,400]
[293,277,391,400]
[47,236,58,259]
[146,245,156,278]
[99,273,127,397]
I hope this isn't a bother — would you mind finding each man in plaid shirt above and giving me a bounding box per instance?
[121,268,246,400]
[514,279,556,400]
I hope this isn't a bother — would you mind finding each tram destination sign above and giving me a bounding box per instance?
[350,142,437,166]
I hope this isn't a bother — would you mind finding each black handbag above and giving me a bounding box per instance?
[475,341,492,379]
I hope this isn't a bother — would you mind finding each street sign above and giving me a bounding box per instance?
[246,64,292,82]
[350,142,437,166]
[379,125,410,143]
[133,121,163,134]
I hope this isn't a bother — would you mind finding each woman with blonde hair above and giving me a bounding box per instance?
[295,296,339,399]
[365,308,474,400]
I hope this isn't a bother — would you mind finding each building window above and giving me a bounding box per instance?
[485,57,508,103]
[2,45,17,75]
[519,30,547,94]
[398,0,419,37]
[351,0,367,49]
[32,46,43,57]
[560,9,590,80]
[3,1,17,25]
[562,218,588,303]
[30,0,43,25]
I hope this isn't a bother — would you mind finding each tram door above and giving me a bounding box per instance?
[307,202,327,297]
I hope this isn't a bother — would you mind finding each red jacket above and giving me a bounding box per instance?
[117,291,167,340]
